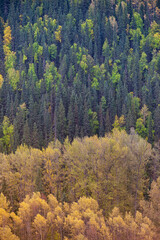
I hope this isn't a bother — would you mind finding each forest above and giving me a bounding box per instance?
[0,0,160,239]
[0,129,160,239]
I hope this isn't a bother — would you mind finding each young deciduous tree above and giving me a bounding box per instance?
[0,116,14,153]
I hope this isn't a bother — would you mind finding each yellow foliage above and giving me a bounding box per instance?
[0,191,156,240]
[0,193,10,211]
[0,74,4,89]
[64,196,111,239]
[10,212,22,227]
[0,193,20,239]
[0,226,19,240]
[76,234,87,240]
[108,207,156,239]
[18,201,31,221]
[33,213,47,234]
[3,24,12,47]
[7,68,20,90]
[3,23,12,58]
[0,208,10,226]
[3,44,11,56]
[48,194,59,210]
[55,25,62,42]
[112,115,125,130]
[64,214,85,236]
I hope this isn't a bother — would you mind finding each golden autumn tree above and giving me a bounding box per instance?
[3,23,12,56]
[0,193,20,240]
[64,197,111,240]
[55,25,62,42]
[0,146,43,210]
[47,194,65,239]
[0,74,3,89]
[33,214,47,240]
[18,192,49,240]
[140,177,160,237]
[43,145,62,197]
[63,129,151,216]
[3,22,19,89]
[107,207,156,240]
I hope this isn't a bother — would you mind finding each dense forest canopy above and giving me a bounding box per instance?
[0,129,160,239]
[0,0,160,239]
[0,0,159,151]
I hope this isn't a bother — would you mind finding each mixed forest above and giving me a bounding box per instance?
[0,0,160,239]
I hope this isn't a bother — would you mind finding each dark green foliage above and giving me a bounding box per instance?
[22,120,31,146]
[0,0,159,152]
[56,99,67,143]
[32,122,40,148]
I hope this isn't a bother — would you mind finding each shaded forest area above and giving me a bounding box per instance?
[0,0,160,151]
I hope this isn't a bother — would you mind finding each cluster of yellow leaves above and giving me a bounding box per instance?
[108,207,156,240]
[55,25,62,42]
[140,177,160,237]
[0,193,20,240]
[112,115,125,130]
[0,191,158,240]
[64,197,111,240]
[3,24,12,56]
[0,74,4,89]
[3,23,20,89]
[0,145,43,208]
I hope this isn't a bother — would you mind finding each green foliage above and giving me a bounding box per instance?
[0,1,160,238]
[133,12,143,30]
[144,21,160,50]
[80,55,88,73]
[0,116,14,153]
[0,0,159,152]
[7,68,20,90]
[5,52,16,70]
[28,63,37,82]
[81,19,94,39]
[48,44,57,60]
[88,109,99,135]
[139,52,148,72]
[23,54,27,63]
[33,42,43,57]
[112,115,125,130]
[110,62,120,84]
[136,118,147,139]
[44,62,61,91]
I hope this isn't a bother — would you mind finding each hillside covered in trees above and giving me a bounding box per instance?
[0,0,159,151]
[0,0,160,239]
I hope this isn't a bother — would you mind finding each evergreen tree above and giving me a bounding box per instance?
[105,109,111,133]
[56,99,67,143]
[22,120,31,146]
[32,122,39,148]
[154,106,160,140]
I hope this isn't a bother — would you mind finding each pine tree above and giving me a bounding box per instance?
[147,113,154,144]
[83,100,90,137]
[32,122,39,148]
[56,99,67,143]
[67,98,75,141]
[22,120,31,146]
[105,109,111,133]
[154,106,160,140]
